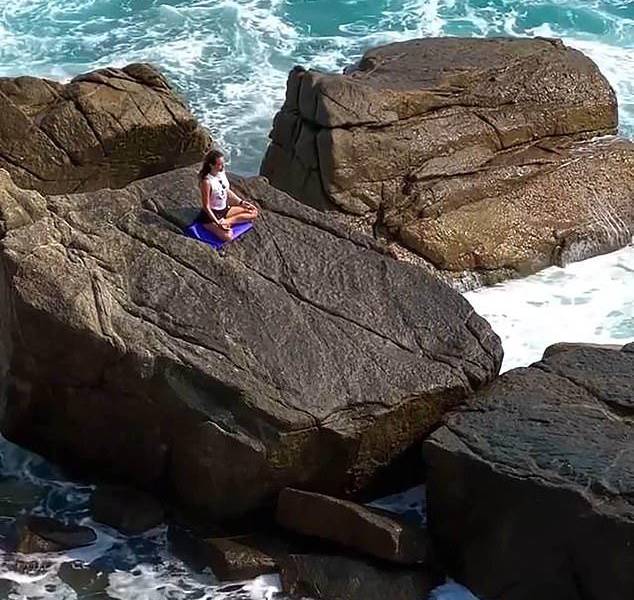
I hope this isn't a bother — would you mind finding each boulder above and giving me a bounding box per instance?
[0,63,209,195]
[90,485,164,535]
[276,488,428,564]
[261,37,633,288]
[424,344,634,600]
[0,166,501,520]
[279,553,439,600]
[14,516,96,553]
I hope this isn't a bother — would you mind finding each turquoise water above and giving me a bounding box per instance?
[1,0,633,174]
[0,2,632,599]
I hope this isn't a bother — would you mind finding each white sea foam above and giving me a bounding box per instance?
[465,244,634,372]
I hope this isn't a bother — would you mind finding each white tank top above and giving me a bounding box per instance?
[206,172,230,210]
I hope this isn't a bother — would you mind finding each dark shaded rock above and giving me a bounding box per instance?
[261,37,633,288]
[280,553,439,600]
[542,341,624,359]
[91,485,164,535]
[168,524,291,581]
[15,516,96,553]
[58,561,114,599]
[202,535,282,581]
[0,477,45,517]
[424,345,634,600]
[0,64,209,195]
[0,579,18,597]
[0,166,501,520]
[277,488,428,564]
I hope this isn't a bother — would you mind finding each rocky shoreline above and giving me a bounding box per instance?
[261,37,633,289]
[0,38,632,600]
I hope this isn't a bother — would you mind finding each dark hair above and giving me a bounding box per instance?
[199,149,224,180]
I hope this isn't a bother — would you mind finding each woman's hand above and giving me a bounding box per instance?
[240,200,257,211]
[218,218,231,231]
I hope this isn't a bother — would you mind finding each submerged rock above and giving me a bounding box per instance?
[261,37,633,288]
[276,488,429,564]
[424,344,634,600]
[0,63,209,195]
[0,166,501,520]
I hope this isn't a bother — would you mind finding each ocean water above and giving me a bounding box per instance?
[0,1,632,599]
[0,0,633,173]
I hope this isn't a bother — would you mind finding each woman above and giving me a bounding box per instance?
[198,149,258,241]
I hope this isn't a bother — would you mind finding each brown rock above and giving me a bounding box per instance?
[280,553,439,600]
[277,488,428,564]
[261,37,633,288]
[201,535,282,581]
[91,485,164,535]
[15,516,96,553]
[0,64,209,195]
[0,166,501,520]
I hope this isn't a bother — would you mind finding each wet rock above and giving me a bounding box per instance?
[0,63,209,195]
[0,166,501,520]
[276,488,428,564]
[202,535,282,581]
[280,553,439,600]
[0,579,18,596]
[58,561,114,599]
[424,344,634,600]
[91,485,164,535]
[262,37,633,288]
[15,516,96,553]
[168,525,287,581]
[0,477,45,517]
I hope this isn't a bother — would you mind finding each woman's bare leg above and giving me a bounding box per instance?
[224,206,258,226]
[203,222,233,241]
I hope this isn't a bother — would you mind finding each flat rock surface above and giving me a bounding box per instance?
[277,487,428,564]
[0,63,209,194]
[261,37,633,287]
[0,166,501,519]
[424,344,634,600]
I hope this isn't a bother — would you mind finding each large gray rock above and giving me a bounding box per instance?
[261,37,633,288]
[0,63,209,195]
[424,344,634,600]
[0,166,501,520]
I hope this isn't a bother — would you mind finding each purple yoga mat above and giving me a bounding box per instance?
[183,220,253,249]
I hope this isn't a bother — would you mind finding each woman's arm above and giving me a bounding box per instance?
[228,188,255,210]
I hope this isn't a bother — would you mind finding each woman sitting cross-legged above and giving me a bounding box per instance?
[198,149,258,241]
